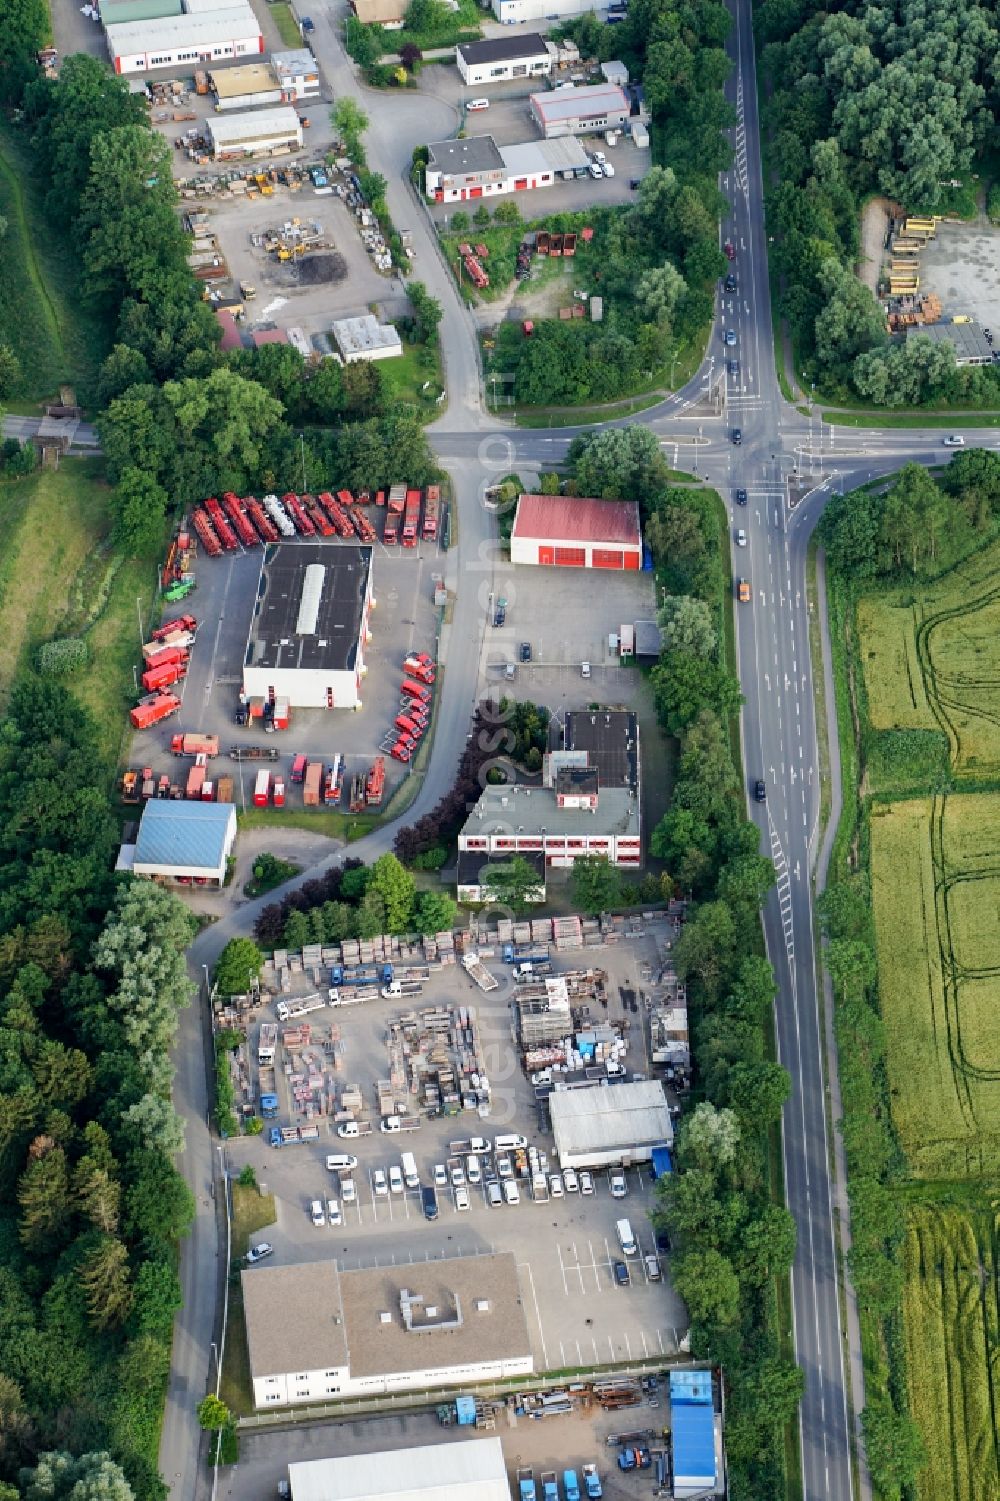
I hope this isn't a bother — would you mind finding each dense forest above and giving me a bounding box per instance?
[758,0,1000,403]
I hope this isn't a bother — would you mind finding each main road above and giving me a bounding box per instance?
[157,0,1000,1497]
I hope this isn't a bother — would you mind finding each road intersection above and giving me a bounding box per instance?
[149,1,1000,1498]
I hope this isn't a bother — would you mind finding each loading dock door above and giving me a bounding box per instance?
[554,546,586,567]
[592,549,624,569]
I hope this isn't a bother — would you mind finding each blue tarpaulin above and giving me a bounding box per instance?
[670,1370,716,1494]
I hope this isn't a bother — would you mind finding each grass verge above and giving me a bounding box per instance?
[823,409,1000,428]
[379,340,444,416]
[237,806,379,842]
[268,1,303,47]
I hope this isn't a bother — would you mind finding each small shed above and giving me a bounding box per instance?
[601,59,629,88]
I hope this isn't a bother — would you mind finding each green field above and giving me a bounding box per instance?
[858,538,1000,777]
[0,463,161,770]
[902,1204,1000,1501]
[870,793,1000,1179]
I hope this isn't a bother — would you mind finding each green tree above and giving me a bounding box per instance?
[672,901,736,999]
[369,854,416,933]
[483,856,543,912]
[672,1247,740,1326]
[21,1452,135,1501]
[413,890,457,934]
[18,1139,69,1250]
[677,1102,740,1173]
[738,1202,797,1285]
[570,856,623,915]
[214,938,264,997]
[407,282,442,343]
[658,595,717,657]
[196,1395,230,1432]
[569,424,668,503]
[79,1236,132,1330]
[813,257,886,377]
[122,1094,185,1157]
[111,467,167,556]
[130,1256,182,1338]
[861,1397,926,1500]
[636,262,686,324]
[355,887,387,939]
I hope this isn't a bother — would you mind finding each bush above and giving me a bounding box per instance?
[37,637,89,676]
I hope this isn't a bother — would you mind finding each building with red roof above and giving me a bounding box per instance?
[510,493,641,570]
[251,327,290,347]
[215,308,243,352]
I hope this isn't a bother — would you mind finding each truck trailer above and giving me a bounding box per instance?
[171,733,219,757]
[130,693,182,730]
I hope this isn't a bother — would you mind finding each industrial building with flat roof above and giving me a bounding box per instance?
[458,781,641,868]
[123,800,237,887]
[242,1253,532,1407]
[210,61,281,109]
[455,33,555,85]
[511,493,642,570]
[206,107,303,159]
[549,1078,673,1169]
[563,709,639,793]
[529,83,631,138]
[288,1438,510,1501]
[490,0,597,22]
[425,134,590,201]
[105,6,262,73]
[101,0,181,24]
[272,47,320,97]
[242,544,373,710]
[332,314,402,363]
[670,1369,719,1497]
[907,319,994,366]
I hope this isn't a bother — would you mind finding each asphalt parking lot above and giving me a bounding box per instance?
[132,533,441,808]
[226,933,688,1377]
[482,561,657,675]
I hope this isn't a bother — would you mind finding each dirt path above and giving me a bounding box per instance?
[858,197,891,296]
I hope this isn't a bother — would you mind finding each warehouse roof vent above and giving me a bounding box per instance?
[296,564,326,635]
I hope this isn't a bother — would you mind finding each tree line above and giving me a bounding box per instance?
[254,854,457,952]
[760,0,1000,404]
[0,678,197,1501]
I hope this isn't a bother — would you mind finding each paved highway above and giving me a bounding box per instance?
[153,1,1000,1497]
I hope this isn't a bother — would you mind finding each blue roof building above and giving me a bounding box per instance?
[670,1369,717,1497]
[131,800,237,886]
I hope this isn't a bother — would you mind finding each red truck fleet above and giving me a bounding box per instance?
[402,489,421,547]
[422,485,439,542]
[130,693,182,730]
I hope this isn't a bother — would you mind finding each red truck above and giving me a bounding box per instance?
[152,614,197,642]
[422,485,440,542]
[390,741,411,763]
[323,754,343,804]
[186,761,206,799]
[290,753,307,783]
[400,679,432,704]
[142,642,189,669]
[283,493,315,537]
[402,489,421,547]
[272,777,286,807]
[303,761,323,806]
[142,660,185,693]
[396,712,425,739]
[384,483,406,545]
[246,497,280,543]
[203,497,238,551]
[404,655,435,684]
[130,693,181,730]
[221,491,259,548]
[192,510,222,558]
[171,733,219,757]
[253,769,271,807]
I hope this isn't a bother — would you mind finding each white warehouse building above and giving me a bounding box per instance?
[105,5,262,73]
[242,1253,533,1408]
[242,543,374,711]
[206,106,303,159]
[455,33,554,86]
[491,0,600,22]
[550,1079,674,1170]
[288,1439,511,1501]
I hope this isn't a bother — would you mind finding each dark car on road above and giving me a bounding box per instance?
[519,641,531,662]
[724,273,737,292]
[754,779,766,802]
[728,359,740,377]
[735,487,747,505]
[732,427,742,445]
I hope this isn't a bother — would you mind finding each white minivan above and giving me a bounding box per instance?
[401,1151,420,1190]
[494,1133,527,1152]
[616,1217,638,1256]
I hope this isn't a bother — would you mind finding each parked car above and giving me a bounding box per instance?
[310,1199,326,1226]
[644,1253,662,1281]
[372,1168,388,1197]
[340,1177,357,1204]
[455,1185,471,1211]
[337,1121,360,1138]
[433,1163,448,1188]
[468,97,489,110]
[589,162,602,180]
[421,1185,439,1221]
[563,1168,580,1193]
[503,1178,521,1205]
[580,1170,595,1195]
[466,1154,482,1185]
[450,1162,466,1188]
[613,1259,631,1287]
[487,1181,504,1207]
[549,1173,564,1198]
[327,1198,342,1228]
[602,160,616,177]
[246,1242,273,1264]
[497,1155,514,1180]
[609,1169,627,1198]
[520,641,531,662]
[389,1165,404,1194]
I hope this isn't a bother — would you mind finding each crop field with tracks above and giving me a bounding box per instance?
[902,1203,1000,1501]
[858,538,1000,776]
[870,793,1000,1179]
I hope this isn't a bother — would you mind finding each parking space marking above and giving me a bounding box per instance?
[519,1259,549,1369]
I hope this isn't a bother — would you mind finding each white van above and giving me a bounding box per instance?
[616,1217,638,1256]
[401,1151,420,1189]
[494,1133,527,1152]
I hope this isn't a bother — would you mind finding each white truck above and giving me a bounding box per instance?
[462,952,498,992]
[276,993,326,1022]
[401,1151,420,1188]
